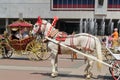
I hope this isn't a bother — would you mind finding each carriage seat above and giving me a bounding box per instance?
[9,37,33,50]
[9,34,19,40]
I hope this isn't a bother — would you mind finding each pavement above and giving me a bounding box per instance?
[0,54,113,80]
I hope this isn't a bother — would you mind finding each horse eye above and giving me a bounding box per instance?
[35,25,37,27]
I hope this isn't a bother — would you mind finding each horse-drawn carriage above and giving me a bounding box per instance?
[0,19,50,60]
[31,16,120,80]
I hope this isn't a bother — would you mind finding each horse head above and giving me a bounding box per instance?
[32,16,59,36]
[32,16,48,35]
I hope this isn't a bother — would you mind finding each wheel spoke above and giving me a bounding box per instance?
[110,61,120,80]
[25,39,50,61]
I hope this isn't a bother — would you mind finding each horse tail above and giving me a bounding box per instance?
[95,37,103,70]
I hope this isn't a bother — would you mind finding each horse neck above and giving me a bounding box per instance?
[43,23,56,36]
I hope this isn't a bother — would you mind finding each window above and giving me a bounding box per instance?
[108,0,120,10]
[51,0,95,10]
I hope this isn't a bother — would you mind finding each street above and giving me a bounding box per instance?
[0,54,112,80]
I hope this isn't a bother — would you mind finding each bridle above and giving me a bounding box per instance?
[35,20,57,38]
[36,21,48,36]
[34,16,58,38]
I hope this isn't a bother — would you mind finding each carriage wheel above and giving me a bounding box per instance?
[109,61,120,80]
[26,40,51,60]
[1,47,13,58]
[25,40,41,60]
[36,42,51,60]
[102,47,115,63]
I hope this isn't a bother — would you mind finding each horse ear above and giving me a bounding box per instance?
[37,16,42,25]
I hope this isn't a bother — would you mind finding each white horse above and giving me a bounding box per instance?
[31,17,103,79]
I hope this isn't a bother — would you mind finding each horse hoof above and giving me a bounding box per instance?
[51,72,58,78]
[86,74,91,79]
[85,72,93,79]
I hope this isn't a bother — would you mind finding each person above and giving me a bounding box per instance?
[111,28,119,47]
[10,28,20,40]
[111,28,119,41]
[22,28,29,38]
[15,30,22,39]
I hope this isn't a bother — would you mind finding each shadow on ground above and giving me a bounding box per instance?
[0,57,29,61]
[31,72,113,80]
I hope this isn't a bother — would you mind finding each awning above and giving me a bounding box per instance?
[8,20,33,28]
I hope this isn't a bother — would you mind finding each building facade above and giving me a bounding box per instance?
[0,0,120,35]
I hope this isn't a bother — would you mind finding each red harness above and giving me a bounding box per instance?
[58,34,75,54]
[56,32,67,41]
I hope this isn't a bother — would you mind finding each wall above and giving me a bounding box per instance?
[0,0,51,18]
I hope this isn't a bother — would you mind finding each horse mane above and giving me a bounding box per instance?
[42,20,48,24]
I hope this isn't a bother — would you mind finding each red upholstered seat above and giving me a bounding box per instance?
[9,37,33,50]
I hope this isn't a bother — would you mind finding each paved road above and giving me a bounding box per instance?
[0,54,112,80]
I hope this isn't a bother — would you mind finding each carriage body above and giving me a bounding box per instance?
[0,20,37,59]
[7,19,33,51]
[0,19,49,60]
[9,36,33,51]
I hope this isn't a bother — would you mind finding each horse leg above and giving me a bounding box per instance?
[51,50,58,77]
[84,59,94,79]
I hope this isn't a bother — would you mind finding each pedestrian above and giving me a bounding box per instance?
[22,28,29,39]
[10,28,20,40]
[15,30,23,39]
[111,28,119,47]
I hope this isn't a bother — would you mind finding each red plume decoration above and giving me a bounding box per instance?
[37,16,42,25]
[47,16,59,36]
[52,16,59,26]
